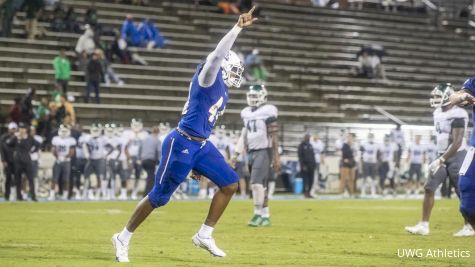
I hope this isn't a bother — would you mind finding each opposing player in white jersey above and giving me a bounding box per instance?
[74,129,89,200]
[158,122,170,144]
[125,119,146,200]
[406,83,474,236]
[378,134,397,196]
[232,84,280,227]
[104,124,121,200]
[114,124,130,200]
[310,134,325,196]
[406,135,426,197]
[360,133,380,197]
[83,123,107,200]
[50,125,76,200]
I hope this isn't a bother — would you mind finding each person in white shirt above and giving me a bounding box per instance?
[310,134,325,196]
[378,134,396,196]
[360,133,380,197]
[406,134,426,197]
[51,125,76,200]
[83,123,106,200]
[30,126,43,198]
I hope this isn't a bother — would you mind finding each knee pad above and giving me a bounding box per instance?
[147,190,171,208]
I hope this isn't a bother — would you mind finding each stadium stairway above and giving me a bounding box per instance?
[0,0,474,153]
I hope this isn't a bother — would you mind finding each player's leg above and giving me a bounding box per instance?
[113,132,193,262]
[448,151,475,237]
[370,164,377,196]
[131,157,142,200]
[25,162,36,201]
[192,142,239,257]
[247,150,269,226]
[459,150,475,229]
[50,162,61,200]
[62,162,71,200]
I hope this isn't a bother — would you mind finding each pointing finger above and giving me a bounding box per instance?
[247,5,256,15]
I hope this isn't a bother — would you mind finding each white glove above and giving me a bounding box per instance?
[118,39,127,50]
[428,158,444,174]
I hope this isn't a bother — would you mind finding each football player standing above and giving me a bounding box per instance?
[405,83,473,236]
[449,78,475,230]
[232,84,280,227]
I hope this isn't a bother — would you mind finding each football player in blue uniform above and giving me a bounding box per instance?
[112,8,257,262]
[449,77,475,230]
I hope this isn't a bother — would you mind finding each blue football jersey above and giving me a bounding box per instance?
[178,64,229,139]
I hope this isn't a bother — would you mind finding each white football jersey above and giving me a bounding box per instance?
[117,136,129,161]
[310,139,324,163]
[425,142,437,163]
[390,128,404,146]
[241,104,278,151]
[209,134,230,159]
[104,136,120,160]
[86,136,106,160]
[361,142,379,164]
[76,134,89,159]
[408,143,426,164]
[379,143,396,163]
[52,136,76,161]
[433,106,468,154]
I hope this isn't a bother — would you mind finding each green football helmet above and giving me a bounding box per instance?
[430,83,455,108]
[247,84,268,107]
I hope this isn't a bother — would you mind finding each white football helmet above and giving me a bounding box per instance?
[215,125,226,139]
[105,123,115,138]
[221,50,244,88]
[90,123,102,138]
[430,83,455,108]
[247,84,268,107]
[131,118,143,133]
[58,124,71,138]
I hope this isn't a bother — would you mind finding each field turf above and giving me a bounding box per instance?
[0,198,474,266]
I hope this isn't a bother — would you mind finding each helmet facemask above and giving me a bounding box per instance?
[105,124,115,138]
[131,118,143,133]
[221,51,244,88]
[90,124,102,138]
[430,83,454,108]
[246,85,268,107]
[58,125,71,138]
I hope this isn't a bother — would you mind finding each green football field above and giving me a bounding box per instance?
[0,198,474,267]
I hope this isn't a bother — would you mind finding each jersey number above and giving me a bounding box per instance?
[209,97,224,124]
[246,120,257,133]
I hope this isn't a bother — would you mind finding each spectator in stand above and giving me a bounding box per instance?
[35,97,51,140]
[245,48,268,82]
[75,25,96,56]
[13,122,41,201]
[108,31,148,65]
[298,133,316,198]
[121,14,142,47]
[0,122,18,201]
[340,133,356,197]
[23,0,45,40]
[140,126,161,196]
[355,45,386,80]
[96,49,124,86]
[56,95,76,125]
[50,1,66,32]
[217,0,239,14]
[85,52,103,103]
[138,18,168,49]
[64,6,80,33]
[19,88,36,124]
[8,97,21,123]
[1,0,18,37]
[53,48,71,95]
[84,5,98,28]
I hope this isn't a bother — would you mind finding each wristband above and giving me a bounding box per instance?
[439,157,445,163]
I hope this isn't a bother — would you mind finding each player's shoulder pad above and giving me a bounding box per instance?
[262,104,278,117]
[240,106,253,119]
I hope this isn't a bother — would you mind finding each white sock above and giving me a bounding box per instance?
[252,184,265,216]
[198,224,214,238]
[118,227,133,244]
[421,221,429,228]
[262,207,270,218]
[254,207,262,216]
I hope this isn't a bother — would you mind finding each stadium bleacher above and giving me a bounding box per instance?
[0,0,474,153]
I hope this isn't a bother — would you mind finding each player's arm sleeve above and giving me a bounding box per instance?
[198,25,242,88]
[233,127,247,158]
[451,118,465,128]
[82,142,90,159]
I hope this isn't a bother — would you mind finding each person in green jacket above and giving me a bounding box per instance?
[53,48,71,94]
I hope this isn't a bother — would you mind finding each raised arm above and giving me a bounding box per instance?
[198,6,257,87]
